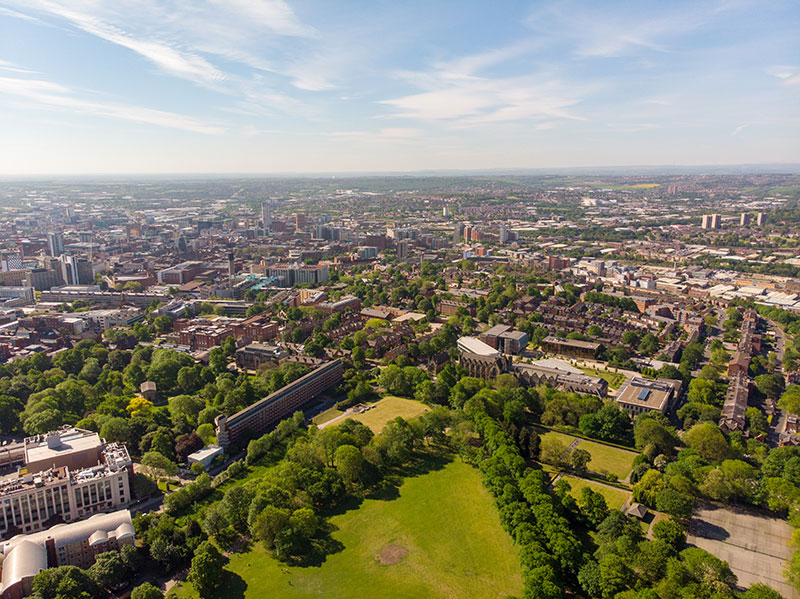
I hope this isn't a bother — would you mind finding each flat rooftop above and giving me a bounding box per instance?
[617,377,682,411]
[24,428,102,465]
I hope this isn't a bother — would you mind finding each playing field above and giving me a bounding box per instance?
[167,459,523,599]
[560,474,630,510]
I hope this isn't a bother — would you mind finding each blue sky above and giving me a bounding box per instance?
[0,0,798,174]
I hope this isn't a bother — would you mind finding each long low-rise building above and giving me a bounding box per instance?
[541,336,601,359]
[215,360,344,448]
[0,510,134,599]
[39,288,168,308]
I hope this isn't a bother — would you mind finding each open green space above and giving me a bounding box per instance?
[540,430,579,448]
[538,429,637,480]
[351,397,429,433]
[312,405,344,425]
[168,459,523,599]
[577,439,637,480]
[577,367,626,389]
[561,474,630,511]
[312,396,429,433]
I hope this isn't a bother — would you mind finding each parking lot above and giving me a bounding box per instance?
[687,501,797,598]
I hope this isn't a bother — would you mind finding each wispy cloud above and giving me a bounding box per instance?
[380,73,585,127]
[22,1,226,85]
[766,66,800,87]
[0,75,224,134]
[0,59,40,74]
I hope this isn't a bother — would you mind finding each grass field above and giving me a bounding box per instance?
[353,397,428,433]
[540,430,579,448]
[537,429,637,480]
[561,475,630,510]
[313,397,429,433]
[577,439,637,480]
[577,367,626,390]
[312,406,344,425]
[168,459,523,599]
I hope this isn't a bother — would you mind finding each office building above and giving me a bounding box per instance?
[47,233,64,258]
[0,428,132,540]
[58,255,93,286]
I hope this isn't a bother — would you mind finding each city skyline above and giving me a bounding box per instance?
[0,0,798,174]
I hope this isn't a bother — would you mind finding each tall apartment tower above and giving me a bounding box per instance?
[453,223,463,243]
[397,239,409,261]
[740,213,751,226]
[711,214,721,229]
[756,212,765,226]
[261,201,272,229]
[499,225,509,243]
[47,233,64,257]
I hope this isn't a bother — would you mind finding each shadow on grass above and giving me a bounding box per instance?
[208,569,247,599]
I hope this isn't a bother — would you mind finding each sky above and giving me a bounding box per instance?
[0,0,798,175]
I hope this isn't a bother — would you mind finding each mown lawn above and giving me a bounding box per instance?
[560,474,630,511]
[577,439,637,480]
[312,406,344,425]
[167,459,523,599]
[351,397,429,433]
[537,429,637,480]
[312,396,429,433]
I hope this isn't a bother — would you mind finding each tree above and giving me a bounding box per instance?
[89,550,127,589]
[334,444,365,487]
[221,485,255,533]
[652,518,685,553]
[779,385,800,415]
[100,417,131,445]
[539,436,569,468]
[252,505,291,548]
[578,405,632,444]
[741,584,784,599]
[141,451,177,479]
[79,358,102,383]
[188,542,225,597]
[755,373,784,399]
[31,566,99,599]
[569,448,591,474]
[131,582,164,599]
[655,487,694,519]
[684,422,729,461]
[175,432,204,463]
[579,486,609,528]
[209,347,227,374]
[153,314,174,334]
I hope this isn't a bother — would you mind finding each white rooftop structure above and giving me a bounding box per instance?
[457,336,500,357]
